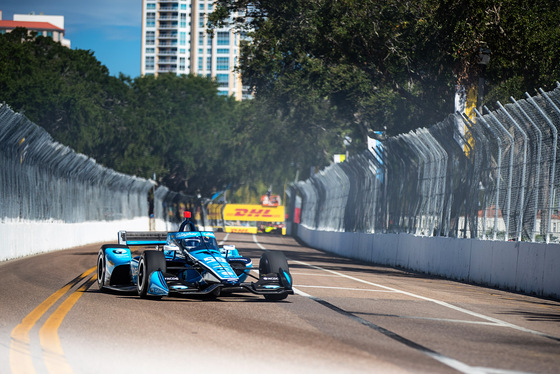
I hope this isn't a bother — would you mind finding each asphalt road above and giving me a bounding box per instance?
[1,232,559,374]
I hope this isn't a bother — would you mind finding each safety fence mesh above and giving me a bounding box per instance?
[0,104,154,223]
[288,84,560,243]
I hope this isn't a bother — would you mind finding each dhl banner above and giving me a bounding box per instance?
[222,204,285,223]
[225,226,258,234]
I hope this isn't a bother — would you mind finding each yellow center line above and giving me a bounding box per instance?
[9,266,96,374]
[40,274,97,374]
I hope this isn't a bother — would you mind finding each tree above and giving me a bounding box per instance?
[210,0,560,140]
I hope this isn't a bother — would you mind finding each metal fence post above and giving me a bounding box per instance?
[497,101,528,242]
[486,107,514,241]
[511,97,542,242]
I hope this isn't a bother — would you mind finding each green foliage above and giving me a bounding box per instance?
[2,0,560,200]
[211,0,560,136]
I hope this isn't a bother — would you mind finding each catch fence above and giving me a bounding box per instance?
[0,104,154,224]
[288,84,560,243]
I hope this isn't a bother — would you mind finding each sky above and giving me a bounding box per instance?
[1,0,142,78]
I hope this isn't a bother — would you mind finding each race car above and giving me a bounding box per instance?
[96,213,293,301]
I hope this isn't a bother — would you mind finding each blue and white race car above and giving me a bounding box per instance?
[97,215,293,301]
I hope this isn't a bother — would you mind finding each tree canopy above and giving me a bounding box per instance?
[210,0,560,142]
[2,0,559,199]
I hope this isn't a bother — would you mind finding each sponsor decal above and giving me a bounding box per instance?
[175,231,216,240]
[164,276,179,281]
[262,276,279,281]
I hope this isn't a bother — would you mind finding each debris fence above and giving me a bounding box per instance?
[288,84,560,243]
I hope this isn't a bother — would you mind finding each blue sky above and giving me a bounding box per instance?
[1,0,142,78]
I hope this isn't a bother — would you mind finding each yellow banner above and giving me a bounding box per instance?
[223,204,285,222]
[207,204,224,220]
[225,226,258,234]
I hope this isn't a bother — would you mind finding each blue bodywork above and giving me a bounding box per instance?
[98,226,293,300]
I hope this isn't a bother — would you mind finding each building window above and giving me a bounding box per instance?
[146,47,155,54]
[181,4,187,10]
[217,32,229,46]
[180,13,187,28]
[180,32,186,46]
[207,57,212,71]
[216,57,229,71]
[146,12,155,27]
[146,31,155,45]
[217,48,229,54]
[180,57,186,71]
[146,3,156,10]
[198,57,203,71]
[198,32,204,46]
[180,48,186,54]
[145,56,155,70]
[216,74,229,88]
[218,91,228,96]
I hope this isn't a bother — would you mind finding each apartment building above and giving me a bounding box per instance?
[0,11,71,48]
[141,0,250,100]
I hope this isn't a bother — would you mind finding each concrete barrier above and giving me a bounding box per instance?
[294,225,560,299]
[0,217,171,261]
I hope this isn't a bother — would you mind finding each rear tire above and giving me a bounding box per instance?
[137,250,166,299]
[259,251,291,301]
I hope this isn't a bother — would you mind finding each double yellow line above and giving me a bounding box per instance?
[10,266,97,374]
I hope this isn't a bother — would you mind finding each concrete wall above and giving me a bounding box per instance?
[0,218,171,261]
[294,225,560,300]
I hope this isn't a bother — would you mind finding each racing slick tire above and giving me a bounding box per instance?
[97,247,107,291]
[259,251,291,301]
[137,250,166,299]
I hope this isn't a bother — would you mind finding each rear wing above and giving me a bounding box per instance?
[118,231,168,246]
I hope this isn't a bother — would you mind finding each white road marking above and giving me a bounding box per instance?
[252,234,266,249]
[292,287,487,374]
[290,272,344,277]
[218,233,230,246]
[252,235,557,374]
[295,284,397,292]
[291,258,559,340]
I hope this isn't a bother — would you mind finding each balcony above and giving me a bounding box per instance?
[158,33,178,39]
[158,23,179,30]
[158,50,178,56]
[158,15,178,21]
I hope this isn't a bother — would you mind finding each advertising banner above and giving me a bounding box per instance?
[222,204,285,223]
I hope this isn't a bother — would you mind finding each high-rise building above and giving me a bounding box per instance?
[141,0,250,100]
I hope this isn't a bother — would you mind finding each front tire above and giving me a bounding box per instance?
[97,248,106,291]
[259,251,291,301]
[137,250,166,299]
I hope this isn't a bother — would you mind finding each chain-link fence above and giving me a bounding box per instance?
[0,103,154,223]
[288,84,560,243]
